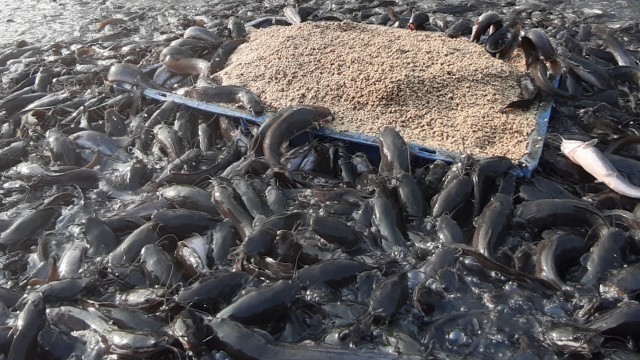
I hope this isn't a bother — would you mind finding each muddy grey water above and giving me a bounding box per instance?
[1,0,640,45]
[0,0,214,45]
[2,0,640,359]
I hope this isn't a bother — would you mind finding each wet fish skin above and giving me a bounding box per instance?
[176,234,210,277]
[0,141,27,171]
[436,215,465,245]
[470,12,502,43]
[529,60,576,99]
[184,26,221,43]
[107,221,159,266]
[159,184,219,216]
[378,125,410,177]
[298,259,373,289]
[154,124,184,161]
[587,300,640,339]
[472,193,513,260]
[211,178,254,239]
[207,317,423,360]
[210,39,248,74]
[29,168,101,189]
[216,279,300,325]
[152,208,220,235]
[140,244,184,287]
[239,211,306,258]
[7,292,45,360]
[310,214,364,250]
[184,85,264,115]
[0,92,47,116]
[521,28,555,68]
[373,188,407,251]
[0,207,61,253]
[228,16,247,39]
[594,25,636,66]
[284,6,302,24]
[177,272,249,310]
[369,272,409,323]
[580,228,627,287]
[545,326,603,355]
[35,278,92,303]
[84,217,119,257]
[262,106,333,167]
[37,329,88,359]
[265,185,287,214]
[431,175,473,218]
[472,156,514,217]
[57,241,89,279]
[445,19,472,38]
[514,199,610,238]
[535,231,585,288]
[171,309,210,352]
[211,221,240,266]
[68,130,127,161]
[395,171,424,219]
[566,54,615,90]
[107,63,166,90]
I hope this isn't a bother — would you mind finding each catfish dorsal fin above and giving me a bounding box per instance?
[584,139,598,147]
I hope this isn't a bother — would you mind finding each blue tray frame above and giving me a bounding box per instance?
[131,85,553,177]
[130,34,557,177]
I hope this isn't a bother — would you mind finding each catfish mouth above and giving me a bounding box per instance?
[319,114,334,127]
[307,106,335,125]
[408,23,416,31]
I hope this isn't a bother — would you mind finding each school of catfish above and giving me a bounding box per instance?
[0,0,640,359]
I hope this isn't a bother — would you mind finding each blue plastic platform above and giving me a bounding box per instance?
[131,85,553,178]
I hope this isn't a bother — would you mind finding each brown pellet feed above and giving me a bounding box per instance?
[216,21,540,161]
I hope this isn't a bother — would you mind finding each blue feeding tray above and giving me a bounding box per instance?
[127,23,559,177]
[128,85,553,178]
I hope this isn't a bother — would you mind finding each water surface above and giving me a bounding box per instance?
[2,0,640,46]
